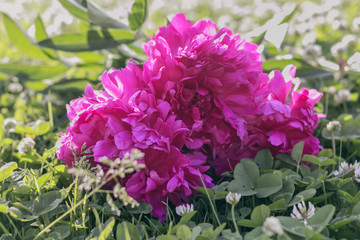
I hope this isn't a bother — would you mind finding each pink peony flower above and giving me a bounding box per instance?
[142,13,271,174]
[57,62,212,219]
[248,66,323,157]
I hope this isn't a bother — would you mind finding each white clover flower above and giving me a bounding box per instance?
[262,216,284,236]
[226,192,241,205]
[291,201,315,225]
[326,120,341,132]
[326,86,337,95]
[354,167,360,183]
[3,118,19,132]
[334,89,351,104]
[8,82,23,93]
[334,161,360,176]
[17,137,35,154]
[175,204,194,216]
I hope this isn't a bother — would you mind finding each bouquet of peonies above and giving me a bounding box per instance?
[57,13,322,219]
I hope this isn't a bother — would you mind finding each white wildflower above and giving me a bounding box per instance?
[176,204,194,216]
[326,120,341,132]
[334,161,360,176]
[78,175,94,191]
[225,192,241,205]
[291,201,315,225]
[17,137,35,154]
[3,118,20,132]
[326,86,337,95]
[354,167,360,183]
[262,216,284,236]
[334,89,351,104]
[8,82,23,93]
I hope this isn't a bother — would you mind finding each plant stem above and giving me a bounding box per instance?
[231,204,240,234]
[0,221,10,235]
[35,174,117,239]
[197,170,221,226]
[322,180,327,205]
[331,133,336,172]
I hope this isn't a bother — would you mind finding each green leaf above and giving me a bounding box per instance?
[307,205,335,233]
[0,114,3,144]
[87,1,129,29]
[330,215,360,230]
[291,141,304,164]
[99,217,115,240]
[302,155,320,166]
[33,191,63,215]
[157,236,178,240]
[237,219,258,228]
[9,205,38,222]
[176,225,192,240]
[270,180,295,205]
[254,149,273,170]
[276,153,297,167]
[221,229,243,240]
[128,201,152,214]
[228,159,259,196]
[262,59,331,79]
[1,13,49,60]
[0,199,9,214]
[179,211,197,225]
[35,16,57,59]
[0,162,17,182]
[288,189,316,206]
[14,125,35,135]
[195,187,214,198]
[251,204,271,226]
[201,223,226,240]
[59,0,89,22]
[338,190,353,203]
[268,198,286,211]
[35,122,51,136]
[244,227,263,240]
[48,225,71,240]
[128,0,147,30]
[0,64,68,81]
[116,222,140,240]
[255,173,283,198]
[280,5,298,24]
[352,201,360,215]
[38,29,135,52]
[277,217,305,237]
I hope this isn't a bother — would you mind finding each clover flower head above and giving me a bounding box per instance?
[17,137,35,154]
[291,201,315,225]
[3,118,19,133]
[175,203,194,216]
[334,161,360,176]
[8,82,23,93]
[334,89,351,104]
[326,120,341,132]
[354,167,360,183]
[262,216,284,236]
[226,192,241,205]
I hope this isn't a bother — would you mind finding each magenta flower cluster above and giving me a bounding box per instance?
[57,13,323,219]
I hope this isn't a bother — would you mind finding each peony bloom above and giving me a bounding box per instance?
[143,13,270,174]
[57,62,212,220]
[246,66,323,159]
